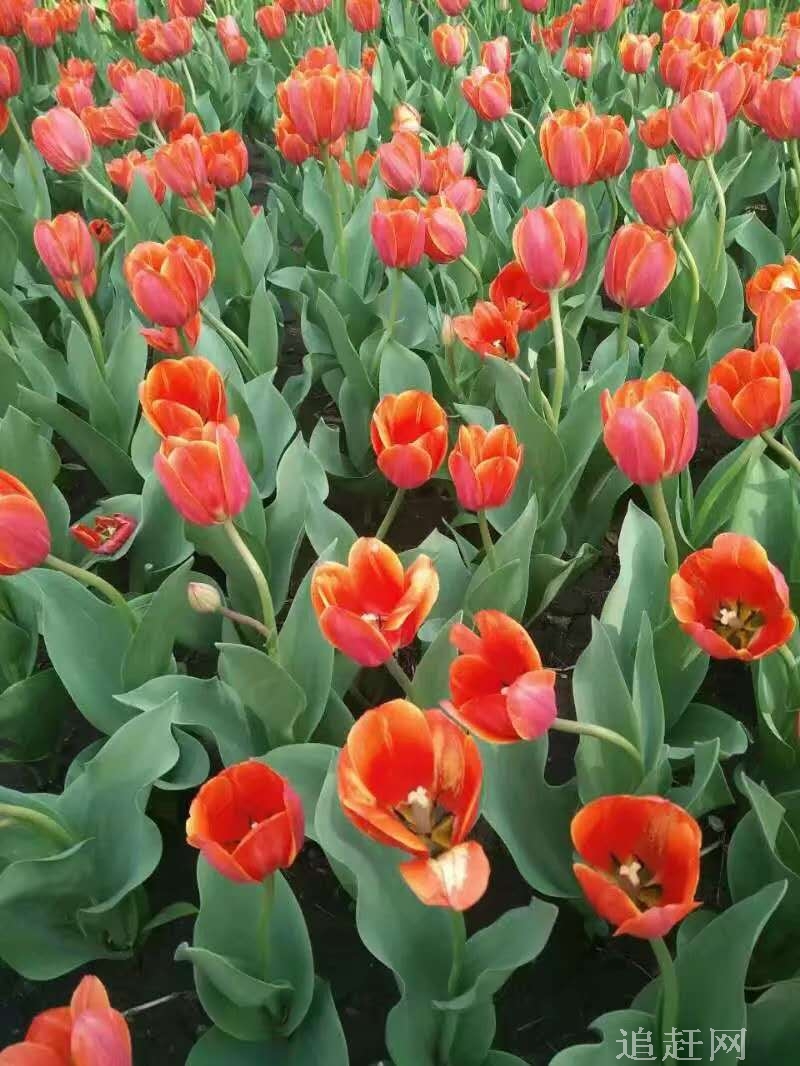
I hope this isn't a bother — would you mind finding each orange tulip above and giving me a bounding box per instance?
[346,66,373,132]
[630,156,693,232]
[154,133,210,205]
[0,470,51,576]
[217,18,249,65]
[750,75,800,140]
[662,9,700,43]
[539,104,597,187]
[106,149,166,203]
[422,195,468,263]
[670,89,728,158]
[604,223,676,309]
[120,70,185,133]
[256,3,287,38]
[56,76,93,113]
[31,106,92,173]
[70,512,137,555]
[659,38,702,92]
[0,975,132,1066]
[438,0,470,12]
[601,371,698,485]
[89,218,113,244]
[671,533,796,660]
[200,129,248,188]
[107,57,138,92]
[361,45,377,73]
[707,345,791,440]
[277,63,352,146]
[698,0,727,47]
[33,212,97,300]
[448,426,523,513]
[391,102,421,134]
[139,356,239,440]
[638,107,671,149]
[572,795,702,939]
[337,699,489,910]
[154,423,250,525]
[58,57,94,83]
[136,15,193,64]
[580,0,623,32]
[186,761,304,883]
[339,149,375,187]
[275,114,316,164]
[564,45,592,81]
[432,22,469,67]
[461,66,512,122]
[377,131,423,194]
[81,100,139,146]
[489,262,550,332]
[420,143,464,194]
[619,32,659,75]
[481,35,511,74]
[0,45,20,100]
[23,7,58,46]
[443,176,484,215]
[169,0,205,14]
[685,53,749,120]
[512,198,588,292]
[593,113,633,181]
[311,538,438,666]
[370,390,448,489]
[109,0,138,32]
[124,235,214,328]
[370,197,426,269]
[746,256,800,315]
[346,0,380,32]
[756,290,800,370]
[452,299,523,360]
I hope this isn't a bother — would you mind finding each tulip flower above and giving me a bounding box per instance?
[33,212,97,300]
[750,75,800,141]
[420,144,464,194]
[670,89,728,159]
[630,156,693,232]
[58,57,94,84]
[137,15,193,64]
[23,7,58,46]
[89,218,113,244]
[432,23,469,67]
[461,66,512,122]
[370,390,448,489]
[339,150,375,187]
[481,36,511,74]
[71,512,138,555]
[124,235,214,331]
[346,0,380,32]
[448,426,524,513]
[155,134,213,212]
[592,114,633,182]
[438,0,470,12]
[200,130,248,188]
[337,698,489,910]
[489,262,550,332]
[0,470,51,576]
[582,0,623,32]
[31,106,92,173]
[707,345,791,440]
[256,2,286,38]
[452,299,524,361]
[154,423,251,526]
[0,975,132,1065]
[298,0,330,11]
[82,100,139,146]
[743,9,767,39]
[361,45,377,72]
[139,356,239,440]
[638,108,671,149]
[391,102,421,135]
[756,291,800,370]
[186,761,304,882]
[0,45,20,100]
[571,795,702,938]
[604,223,677,310]
[109,0,138,32]
[563,46,591,81]
[311,538,438,667]
[782,27,800,67]
[370,197,426,270]
[107,58,138,92]
[169,0,205,13]
[659,38,702,92]
[539,105,599,187]
[443,176,484,215]
[346,66,373,132]
[377,131,423,194]
[277,63,352,147]
[619,33,659,75]
[422,196,468,264]
[512,199,587,292]
[698,1,726,47]
[107,149,166,204]
[275,115,316,164]
[671,533,796,660]
[662,10,700,44]
[746,257,800,316]
[522,0,548,9]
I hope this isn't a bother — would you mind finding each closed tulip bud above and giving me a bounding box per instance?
[391,102,421,134]
[698,2,726,47]
[513,198,588,292]
[630,156,692,231]
[432,23,469,67]
[601,371,698,484]
[699,57,749,120]
[154,134,208,198]
[707,345,791,440]
[638,108,672,149]
[256,3,286,38]
[188,581,223,613]
[443,176,484,214]
[746,257,800,316]
[481,36,512,74]
[584,0,623,32]
[782,28,800,68]
[34,212,97,299]
[370,391,448,489]
[278,64,352,146]
[297,0,331,11]
[441,314,455,346]
[659,38,702,92]
[670,89,729,158]
[756,291,800,370]
[346,0,380,32]
[0,470,51,575]
[89,218,113,244]
[346,66,373,132]
[32,106,92,173]
[0,45,21,100]
[423,196,468,264]
[155,424,250,525]
[23,7,58,46]
[221,33,249,65]
[377,131,423,193]
[200,130,248,188]
[604,223,677,309]
[109,0,138,32]
[370,197,426,269]
[564,46,592,81]
[461,66,512,121]
[593,113,632,181]
[539,105,598,187]
[438,0,470,12]
[743,8,767,39]
[124,235,215,327]
[55,77,94,113]
[361,45,377,72]
[449,425,523,512]
[619,33,659,75]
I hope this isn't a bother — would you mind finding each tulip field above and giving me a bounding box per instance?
[4,0,800,1062]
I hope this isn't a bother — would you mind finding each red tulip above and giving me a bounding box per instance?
[756,291,800,370]
[601,371,698,484]
[311,538,439,666]
[782,28,800,68]
[33,212,97,299]
[277,63,352,146]
[377,131,423,194]
[489,262,550,332]
[453,299,524,360]
[109,0,138,32]
[71,513,137,555]
[512,198,588,291]
[581,0,623,32]
[670,89,728,158]
[107,58,138,92]
[0,470,51,576]
[55,77,93,113]
[604,223,677,309]
[256,3,286,38]
[0,45,20,99]
[155,423,250,525]
[443,176,484,215]
[136,15,193,64]
[564,46,592,81]
[592,114,633,181]
[432,22,469,67]
[707,344,791,440]
[743,8,767,39]
[124,235,214,328]
[370,391,448,489]
[81,101,139,146]
[370,197,426,269]
[630,156,693,232]
[638,108,671,149]
[361,45,377,72]
[420,144,464,194]
[346,66,373,132]
[23,7,58,46]
[659,38,702,92]
[619,32,659,74]
[187,761,304,882]
[155,134,208,199]
[200,130,248,188]
[750,75,800,140]
[481,36,511,74]
[438,0,470,12]
[337,698,489,910]
[32,106,92,173]
[339,150,375,187]
[423,195,468,264]
[168,0,205,14]
[89,218,113,244]
[572,795,702,938]
[671,533,796,660]
[746,256,800,316]
[662,10,699,43]
[448,426,523,513]
[461,66,512,122]
[275,115,315,164]
[106,149,166,203]
[346,0,380,32]
[140,356,239,440]
[539,104,599,187]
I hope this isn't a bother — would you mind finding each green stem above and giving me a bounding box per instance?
[0,803,75,850]
[548,289,566,425]
[761,429,800,478]
[673,227,700,342]
[200,308,256,377]
[226,188,245,240]
[181,58,199,111]
[460,255,483,293]
[223,519,279,659]
[7,106,43,217]
[500,119,525,154]
[791,140,800,239]
[437,909,466,1064]
[73,281,106,371]
[650,936,679,1060]
[258,874,276,977]
[643,479,680,573]
[778,641,797,678]
[98,230,125,273]
[510,109,537,139]
[80,167,137,232]
[385,654,413,696]
[551,718,643,769]
[375,487,406,541]
[617,307,630,361]
[324,152,348,278]
[45,554,138,630]
[375,267,401,362]
[604,180,618,233]
[477,510,497,571]
[704,156,726,273]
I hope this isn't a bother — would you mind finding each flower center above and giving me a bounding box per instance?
[713,600,764,650]
[612,853,662,909]
[396,785,455,855]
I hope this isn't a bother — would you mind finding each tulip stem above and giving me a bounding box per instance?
[79,167,137,233]
[437,909,466,1064]
[73,281,106,371]
[223,519,279,659]
[790,140,800,239]
[477,510,498,571]
[375,487,406,541]
[324,152,348,279]
[651,936,679,1060]
[201,308,256,377]
[0,803,74,850]
[673,227,700,343]
[7,106,43,218]
[460,255,484,294]
[643,480,680,574]
[220,606,273,641]
[500,119,525,154]
[616,308,630,361]
[703,156,726,273]
[777,641,797,678]
[551,718,643,769]
[385,654,413,696]
[44,554,138,630]
[376,268,402,362]
[604,180,618,234]
[510,109,537,140]
[760,429,800,479]
[548,289,566,426]
[180,58,199,112]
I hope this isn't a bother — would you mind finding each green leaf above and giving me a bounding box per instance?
[247,281,279,373]
[378,339,432,395]
[746,978,800,1065]
[410,611,462,708]
[277,564,335,743]
[669,738,732,817]
[218,643,306,749]
[549,1010,656,1065]
[106,320,148,450]
[465,498,538,621]
[213,211,254,304]
[691,438,764,547]
[667,703,748,760]
[265,744,337,842]
[0,669,69,763]
[122,560,191,690]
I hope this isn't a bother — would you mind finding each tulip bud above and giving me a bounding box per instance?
[564,46,592,81]
[630,156,693,232]
[432,23,469,67]
[619,33,659,75]
[0,45,22,100]
[34,212,97,299]
[370,391,448,489]
[0,470,52,575]
[461,66,512,122]
[32,107,93,173]
[448,424,523,512]
[370,198,426,270]
[481,36,511,74]
[154,424,251,525]
[512,198,588,292]
[423,197,468,264]
[188,582,223,613]
[670,89,728,159]
[638,108,671,149]
[743,8,767,40]
[604,223,677,310]
[377,131,423,194]
[345,0,380,32]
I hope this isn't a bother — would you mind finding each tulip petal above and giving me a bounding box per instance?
[71,1009,132,1066]
[572,863,642,929]
[505,669,558,739]
[347,698,434,806]
[399,841,490,910]
[0,1045,65,1066]
[377,444,434,489]
[318,605,394,667]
